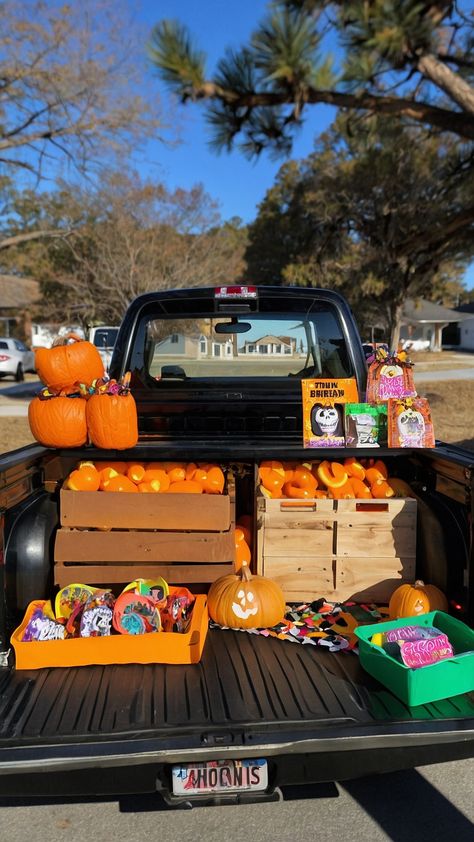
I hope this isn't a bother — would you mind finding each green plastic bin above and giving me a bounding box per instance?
[354,611,474,707]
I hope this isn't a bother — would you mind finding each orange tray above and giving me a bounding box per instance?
[11,593,208,669]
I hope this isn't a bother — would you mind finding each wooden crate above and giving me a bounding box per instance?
[257,495,417,603]
[55,485,235,588]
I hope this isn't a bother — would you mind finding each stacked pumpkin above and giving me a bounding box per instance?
[29,334,138,450]
[259,458,410,500]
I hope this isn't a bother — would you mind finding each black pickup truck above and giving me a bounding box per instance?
[0,285,473,805]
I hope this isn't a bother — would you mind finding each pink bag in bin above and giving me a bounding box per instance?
[366,349,416,403]
[388,397,435,448]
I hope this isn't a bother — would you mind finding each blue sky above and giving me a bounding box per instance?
[137,0,474,290]
[137,0,335,223]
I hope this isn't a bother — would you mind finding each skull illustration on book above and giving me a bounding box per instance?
[311,405,342,437]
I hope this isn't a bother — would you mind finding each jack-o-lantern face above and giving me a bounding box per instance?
[232,587,259,620]
[207,563,285,629]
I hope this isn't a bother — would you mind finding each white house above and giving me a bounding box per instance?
[400,299,468,352]
[239,334,296,355]
[454,304,474,351]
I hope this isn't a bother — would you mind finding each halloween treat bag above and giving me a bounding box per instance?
[366,349,416,403]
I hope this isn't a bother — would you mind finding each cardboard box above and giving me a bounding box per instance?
[257,495,417,603]
[11,592,209,668]
[55,487,235,588]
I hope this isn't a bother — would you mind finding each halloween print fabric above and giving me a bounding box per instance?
[210,599,390,652]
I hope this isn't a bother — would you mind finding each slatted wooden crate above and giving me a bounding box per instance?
[257,495,417,603]
[55,480,235,588]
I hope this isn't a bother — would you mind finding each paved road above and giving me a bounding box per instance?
[416,367,474,382]
[1,758,473,841]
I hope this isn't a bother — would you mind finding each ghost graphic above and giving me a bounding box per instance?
[397,408,425,447]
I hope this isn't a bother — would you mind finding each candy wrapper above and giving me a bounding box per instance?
[122,577,169,606]
[55,583,98,621]
[22,602,65,642]
[112,592,162,635]
[160,587,195,633]
[372,625,453,668]
[344,403,387,447]
[79,589,114,637]
[388,397,435,448]
[301,378,359,448]
[366,349,416,403]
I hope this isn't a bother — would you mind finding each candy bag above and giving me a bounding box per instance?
[22,602,66,642]
[344,403,387,447]
[366,349,416,403]
[388,397,435,448]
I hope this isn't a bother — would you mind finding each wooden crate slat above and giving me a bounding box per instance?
[60,488,233,531]
[337,555,416,603]
[260,527,334,557]
[55,528,234,563]
[263,557,335,600]
[336,525,417,558]
[54,562,234,588]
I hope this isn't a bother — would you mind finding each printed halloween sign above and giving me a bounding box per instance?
[301,378,359,448]
[366,349,416,403]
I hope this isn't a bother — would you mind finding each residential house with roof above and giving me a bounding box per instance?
[399,299,470,351]
[0,274,40,343]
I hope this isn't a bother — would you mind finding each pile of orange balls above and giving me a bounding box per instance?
[258,458,406,500]
[65,461,226,494]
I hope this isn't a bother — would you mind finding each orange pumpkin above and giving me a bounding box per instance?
[236,514,252,546]
[127,463,146,484]
[35,333,104,391]
[28,394,88,448]
[389,579,449,620]
[167,480,203,493]
[143,468,170,491]
[317,461,348,489]
[234,527,251,571]
[201,466,225,494]
[370,479,395,499]
[67,464,100,491]
[104,474,138,493]
[86,393,138,450]
[207,562,285,629]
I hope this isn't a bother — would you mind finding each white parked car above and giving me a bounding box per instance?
[0,337,36,381]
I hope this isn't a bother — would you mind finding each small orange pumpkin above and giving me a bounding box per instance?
[66,464,100,491]
[35,333,104,391]
[208,562,285,629]
[234,527,251,571]
[389,579,449,619]
[86,392,138,450]
[28,393,88,448]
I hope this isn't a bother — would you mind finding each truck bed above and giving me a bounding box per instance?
[1,628,473,795]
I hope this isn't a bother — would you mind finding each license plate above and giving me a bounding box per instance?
[171,759,268,796]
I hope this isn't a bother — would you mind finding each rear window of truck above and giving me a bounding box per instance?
[143,309,353,380]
